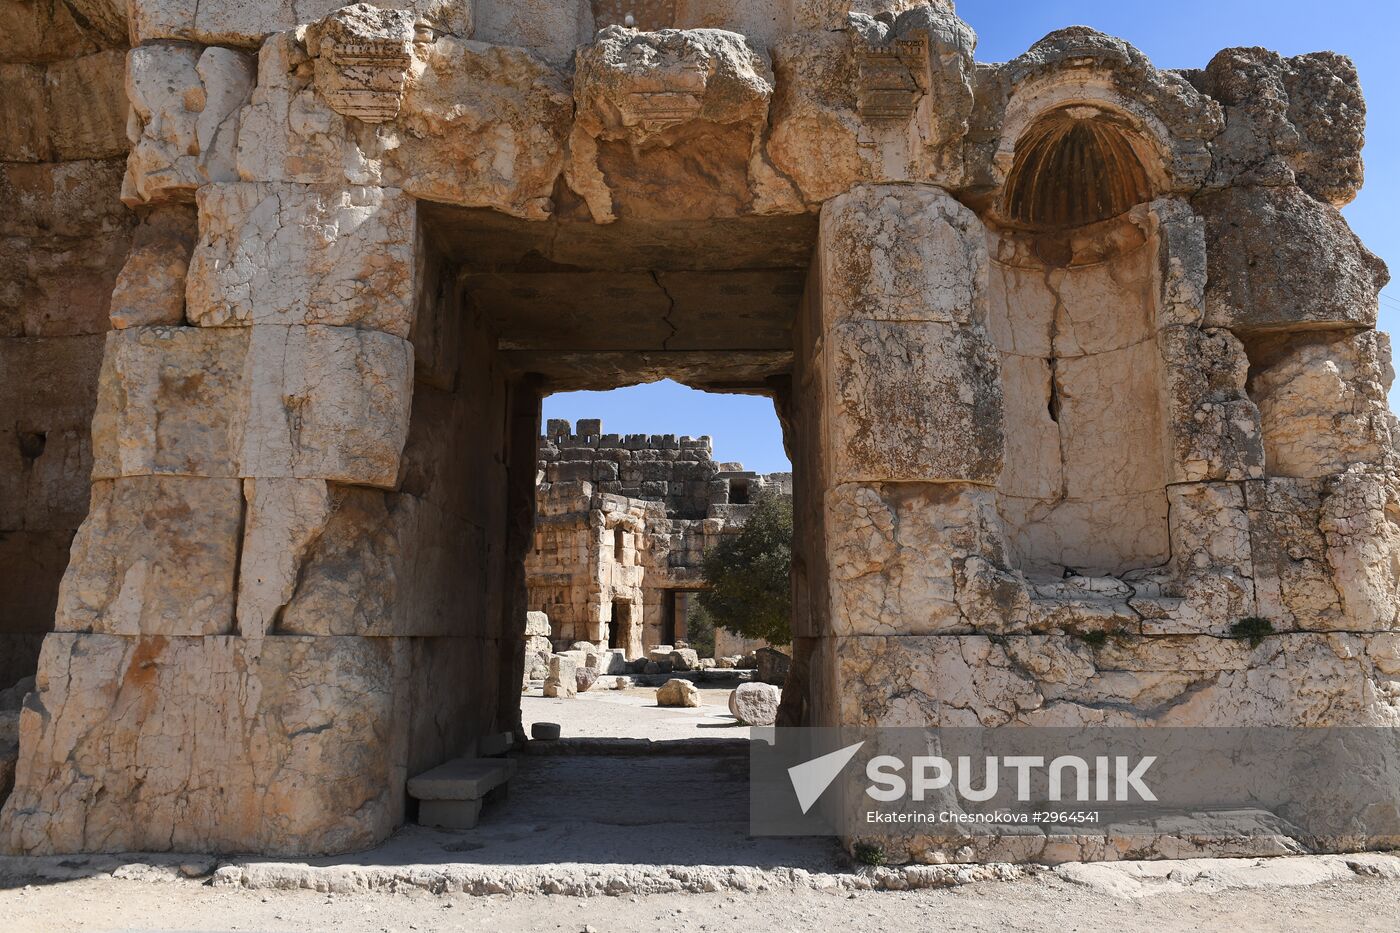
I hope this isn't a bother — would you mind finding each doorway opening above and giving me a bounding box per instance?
[413,203,814,754]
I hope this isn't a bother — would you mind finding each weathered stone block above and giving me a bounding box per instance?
[389,36,572,220]
[236,478,333,638]
[821,185,988,328]
[122,43,256,205]
[1159,325,1264,483]
[0,334,106,529]
[46,49,129,161]
[827,319,1001,483]
[1196,48,1366,205]
[1245,479,1345,631]
[0,63,51,161]
[0,633,415,855]
[110,204,200,328]
[0,230,130,337]
[90,326,250,480]
[829,632,1400,729]
[129,0,471,46]
[55,477,243,636]
[1320,475,1400,632]
[729,682,780,725]
[1198,186,1388,333]
[656,677,700,707]
[241,324,414,486]
[827,482,1013,636]
[275,488,486,637]
[187,183,416,336]
[544,654,578,698]
[568,26,783,222]
[0,159,130,240]
[1250,331,1395,479]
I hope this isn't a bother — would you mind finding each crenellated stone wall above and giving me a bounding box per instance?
[0,0,1394,863]
[527,419,791,655]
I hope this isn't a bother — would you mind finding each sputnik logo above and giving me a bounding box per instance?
[787,741,865,814]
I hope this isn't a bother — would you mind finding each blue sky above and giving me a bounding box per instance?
[544,1,1398,474]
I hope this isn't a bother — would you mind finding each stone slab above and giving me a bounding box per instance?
[407,758,515,801]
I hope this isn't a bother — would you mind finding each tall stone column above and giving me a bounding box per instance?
[806,184,1005,727]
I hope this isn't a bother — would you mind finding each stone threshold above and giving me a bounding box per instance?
[3,852,1399,899]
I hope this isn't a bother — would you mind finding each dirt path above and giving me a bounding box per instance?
[3,868,1399,933]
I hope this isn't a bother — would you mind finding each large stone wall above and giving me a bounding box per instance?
[0,0,133,687]
[0,0,1393,862]
[527,420,791,655]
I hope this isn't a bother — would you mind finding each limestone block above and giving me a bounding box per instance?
[0,230,131,337]
[728,682,780,725]
[831,632,1400,729]
[767,30,863,205]
[524,611,550,638]
[128,0,471,46]
[187,183,416,336]
[240,324,414,486]
[821,186,988,328]
[567,27,787,223]
[417,798,482,830]
[0,63,51,161]
[656,678,700,707]
[1149,197,1208,327]
[1245,479,1345,631]
[122,44,257,205]
[0,334,106,530]
[91,325,250,480]
[544,654,578,698]
[1196,48,1366,205]
[91,324,412,486]
[45,49,129,160]
[1320,475,1400,631]
[109,204,201,328]
[0,0,106,62]
[0,159,130,240]
[235,478,333,637]
[0,633,414,855]
[1150,482,1255,636]
[827,482,1016,636]
[308,3,416,125]
[275,487,486,637]
[59,0,128,47]
[827,319,1001,484]
[471,0,590,65]
[236,31,366,186]
[407,757,513,800]
[54,477,243,636]
[388,36,573,219]
[1197,186,1388,333]
[1159,325,1264,483]
[1250,331,1395,479]
[663,647,696,671]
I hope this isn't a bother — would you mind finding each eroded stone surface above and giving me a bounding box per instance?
[188,183,416,335]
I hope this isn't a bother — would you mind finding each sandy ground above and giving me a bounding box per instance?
[520,682,751,740]
[3,865,1400,932]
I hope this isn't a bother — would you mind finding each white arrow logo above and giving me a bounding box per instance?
[788,741,865,814]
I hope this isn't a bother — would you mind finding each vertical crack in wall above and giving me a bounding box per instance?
[651,271,679,350]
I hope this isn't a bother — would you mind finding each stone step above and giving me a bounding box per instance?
[408,757,516,802]
[418,798,484,831]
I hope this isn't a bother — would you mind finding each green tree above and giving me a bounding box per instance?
[697,492,792,646]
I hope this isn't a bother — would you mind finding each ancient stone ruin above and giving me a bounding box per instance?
[527,417,790,657]
[1,0,1397,864]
